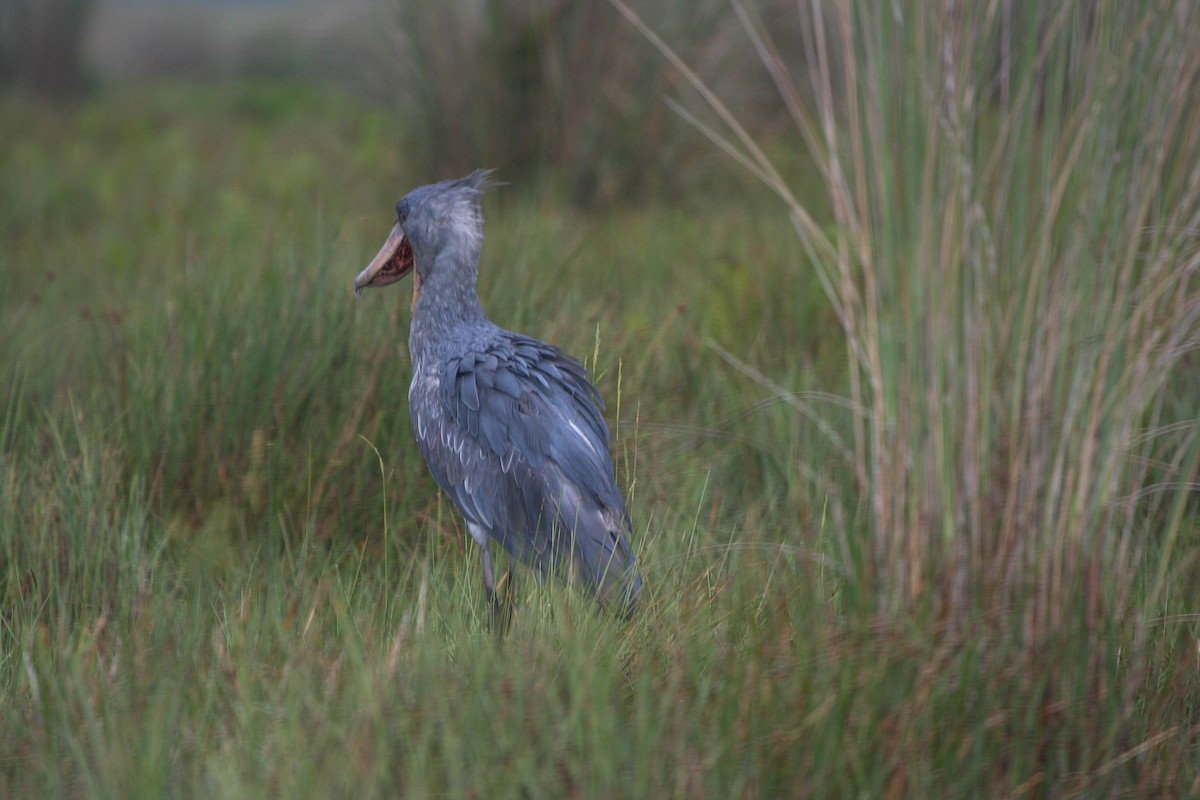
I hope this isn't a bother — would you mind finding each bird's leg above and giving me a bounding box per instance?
[479,540,497,606]
[495,562,517,626]
[469,523,513,634]
[482,547,517,634]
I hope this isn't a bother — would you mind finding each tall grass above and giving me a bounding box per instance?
[622,0,1200,616]
[616,0,1200,785]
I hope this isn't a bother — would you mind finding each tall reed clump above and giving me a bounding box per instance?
[618,0,1200,641]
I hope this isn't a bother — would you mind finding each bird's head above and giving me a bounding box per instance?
[354,170,494,299]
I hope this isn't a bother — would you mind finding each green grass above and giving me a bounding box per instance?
[2,30,1199,796]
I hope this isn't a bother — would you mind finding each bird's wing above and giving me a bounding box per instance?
[413,334,635,584]
[445,334,629,521]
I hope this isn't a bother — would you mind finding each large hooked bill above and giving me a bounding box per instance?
[354,222,414,298]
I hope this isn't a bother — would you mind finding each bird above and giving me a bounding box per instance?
[353,170,643,626]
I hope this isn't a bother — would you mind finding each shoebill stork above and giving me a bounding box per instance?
[354,171,642,624]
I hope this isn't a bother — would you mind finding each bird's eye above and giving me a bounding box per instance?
[396,201,408,224]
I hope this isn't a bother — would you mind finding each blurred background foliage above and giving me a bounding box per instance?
[379,0,747,204]
[378,0,816,206]
[0,0,810,205]
[0,0,94,97]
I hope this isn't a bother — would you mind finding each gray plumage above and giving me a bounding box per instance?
[354,171,642,620]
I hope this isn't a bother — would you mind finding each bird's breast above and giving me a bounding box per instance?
[408,364,436,410]
[408,364,443,445]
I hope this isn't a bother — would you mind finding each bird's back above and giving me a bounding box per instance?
[408,327,642,614]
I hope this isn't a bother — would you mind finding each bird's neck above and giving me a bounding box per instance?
[408,252,491,362]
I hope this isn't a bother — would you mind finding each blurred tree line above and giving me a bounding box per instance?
[376,0,752,206]
[0,0,766,206]
[0,0,1086,207]
[0,0,93,97]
